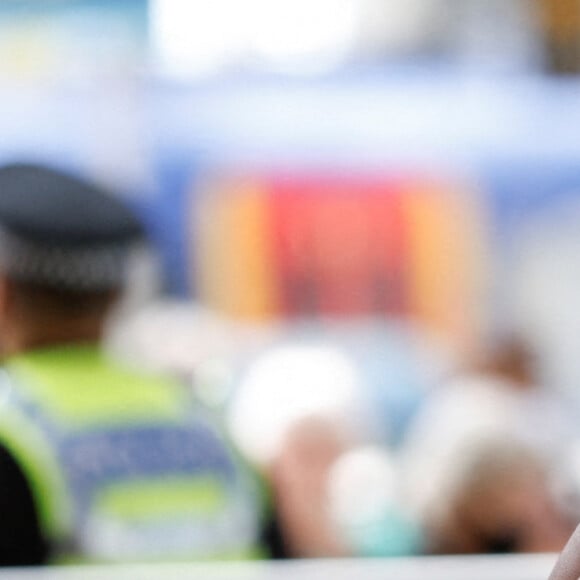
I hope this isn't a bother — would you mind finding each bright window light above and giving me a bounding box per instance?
[150,0,361,77]
[150,0,244,77]
[247,0,360,72]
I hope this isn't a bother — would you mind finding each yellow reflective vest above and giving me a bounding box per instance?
[0,344,263,563]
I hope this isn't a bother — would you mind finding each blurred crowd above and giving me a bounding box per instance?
[0,162,578,568]
[110,300,580,560]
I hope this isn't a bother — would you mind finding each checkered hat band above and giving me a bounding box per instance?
[0,228,130,290]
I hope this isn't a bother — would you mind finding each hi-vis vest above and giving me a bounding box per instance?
[0,345,263,563]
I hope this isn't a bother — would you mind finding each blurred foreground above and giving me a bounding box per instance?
[0,554,559,580]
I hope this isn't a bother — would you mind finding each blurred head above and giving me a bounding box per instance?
[474,333,538,388]
[273,414,352,483]
[0,162,143,355]
[432,439,572,554]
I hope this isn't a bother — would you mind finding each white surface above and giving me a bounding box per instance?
[0,554,558,580]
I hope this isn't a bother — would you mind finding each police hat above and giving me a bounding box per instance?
[0,162,144,290]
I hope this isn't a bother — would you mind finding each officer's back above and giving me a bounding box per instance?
[0,163,262,565]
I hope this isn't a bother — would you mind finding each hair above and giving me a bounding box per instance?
[6,277,119,322]
[435,439,554,554]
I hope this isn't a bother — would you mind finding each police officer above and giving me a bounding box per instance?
[0,162,263,565]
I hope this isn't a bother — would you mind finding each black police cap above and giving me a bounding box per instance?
[0,163,144,290]
[0,163,142,243]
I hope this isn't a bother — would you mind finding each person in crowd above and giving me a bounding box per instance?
[429,438,572,554]
[267,414,352,558]
[401,334,578,554]
[227,343,382,559]
[0,162,264,565]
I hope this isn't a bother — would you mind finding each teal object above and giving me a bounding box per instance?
[346,506,423,558]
